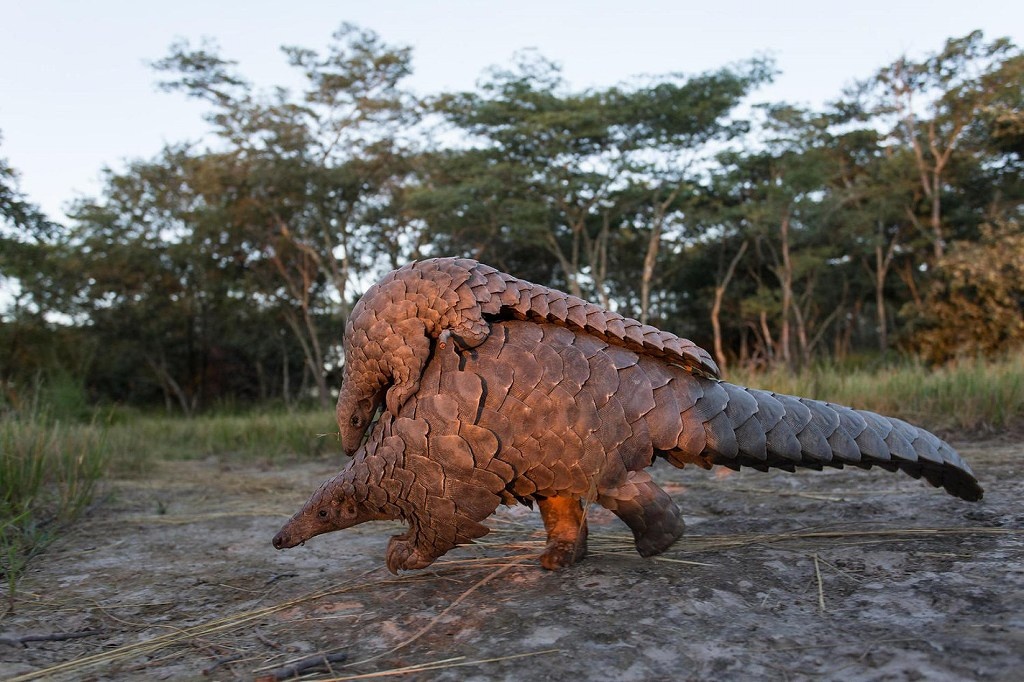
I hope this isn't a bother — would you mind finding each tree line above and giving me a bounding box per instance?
[2,26,1022,414]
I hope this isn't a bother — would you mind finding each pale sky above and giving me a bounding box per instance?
[2,0,1022,222]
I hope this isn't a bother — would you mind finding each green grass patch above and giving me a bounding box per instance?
[102,409,341,475]
[1,419,108,610]
[728,353,1024,433]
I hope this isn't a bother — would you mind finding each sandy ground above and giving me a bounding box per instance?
[1,437,1022,681]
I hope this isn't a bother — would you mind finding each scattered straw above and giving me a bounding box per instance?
[5,567,384,682]
[347,558,526,668]
[321,648,564,680]
[125,510,286,525]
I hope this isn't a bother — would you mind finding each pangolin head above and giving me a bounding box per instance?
[272,477,365,550]
[336,314,431,455]
[336,373,383,456]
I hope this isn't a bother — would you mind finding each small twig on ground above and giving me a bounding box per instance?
[0,629,103,648]
[201,653,244,676]
[254,651,349,681]
[265,573,298,586]
[255,631,287,651]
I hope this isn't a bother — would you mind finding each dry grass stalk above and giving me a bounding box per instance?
[813,553,826,612]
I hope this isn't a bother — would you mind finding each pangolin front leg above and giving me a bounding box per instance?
[385,530,442,574]
[598,471,685,557]
[536,493,589,570]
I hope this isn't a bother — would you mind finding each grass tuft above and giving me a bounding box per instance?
[0,419,108,609]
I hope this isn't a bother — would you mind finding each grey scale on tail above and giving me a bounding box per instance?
[275,320,982,573]
[335,258,720,454]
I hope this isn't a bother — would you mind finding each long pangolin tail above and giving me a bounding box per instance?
[668,380,982,501]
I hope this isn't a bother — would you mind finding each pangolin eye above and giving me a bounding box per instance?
[318,509,328,518]
[350,415,361,427]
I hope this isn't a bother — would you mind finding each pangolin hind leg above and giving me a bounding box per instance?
[536,494,589,570]
[598,471,685,557]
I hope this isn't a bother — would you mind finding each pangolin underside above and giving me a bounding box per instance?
[275,320,982,573]
[335,257,720,454]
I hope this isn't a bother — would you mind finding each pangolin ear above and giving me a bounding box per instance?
[340,500,358,519]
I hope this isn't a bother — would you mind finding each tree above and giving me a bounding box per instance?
[905,221,1024,362]
[711,105,842,369]
[419,52,772,322]
[0,135,72,408]
[852,31,1024,262]
[147,24,421,408]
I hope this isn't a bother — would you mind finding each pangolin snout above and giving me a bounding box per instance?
[272,531,290,549]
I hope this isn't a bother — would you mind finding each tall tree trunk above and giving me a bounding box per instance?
[281,338,292,409]
[759,310,776,366]
[146,352,195,417]
[640,186,683,324]
[269,234,332,410]
[710,240,748,373]
[775,211,794,368]
[871,227,899,353]
[256,359,267,402]
[640,229,660,324]
[893,66,965,263]
[545,231,584,299]
[583,211,612,309]
[281,306,330,410]
[897,259,923,309]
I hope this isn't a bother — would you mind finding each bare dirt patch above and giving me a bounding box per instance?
[2,439,1022,681]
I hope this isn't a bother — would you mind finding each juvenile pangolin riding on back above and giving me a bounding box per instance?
[335,257,720,454]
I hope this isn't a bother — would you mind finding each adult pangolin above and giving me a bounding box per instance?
[274,320,982,573]
[335,257,719,455]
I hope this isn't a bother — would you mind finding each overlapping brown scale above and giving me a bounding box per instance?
[494,279,525,310]
[564,299,590,329]
[528,289,553,319]
[676,402,709,457]
[617,364,657,424]
[646,384,684,451]
[532,338,566,388]
[467,468,508,502]
[444,476,500,523]
[617,418,656,472]
[458,422,499,465]
[896,418,944,465]
[413,395,459,438]
[594,397,632,456]
[493,347,538,400]
[524,462,557,494]
[476,405,513,437]
[703,411,741,460]
[585,352,620,409]
[553,343,590,396]
[438,367,486,418]
[546,386,588,451]
[583,309,610,335]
